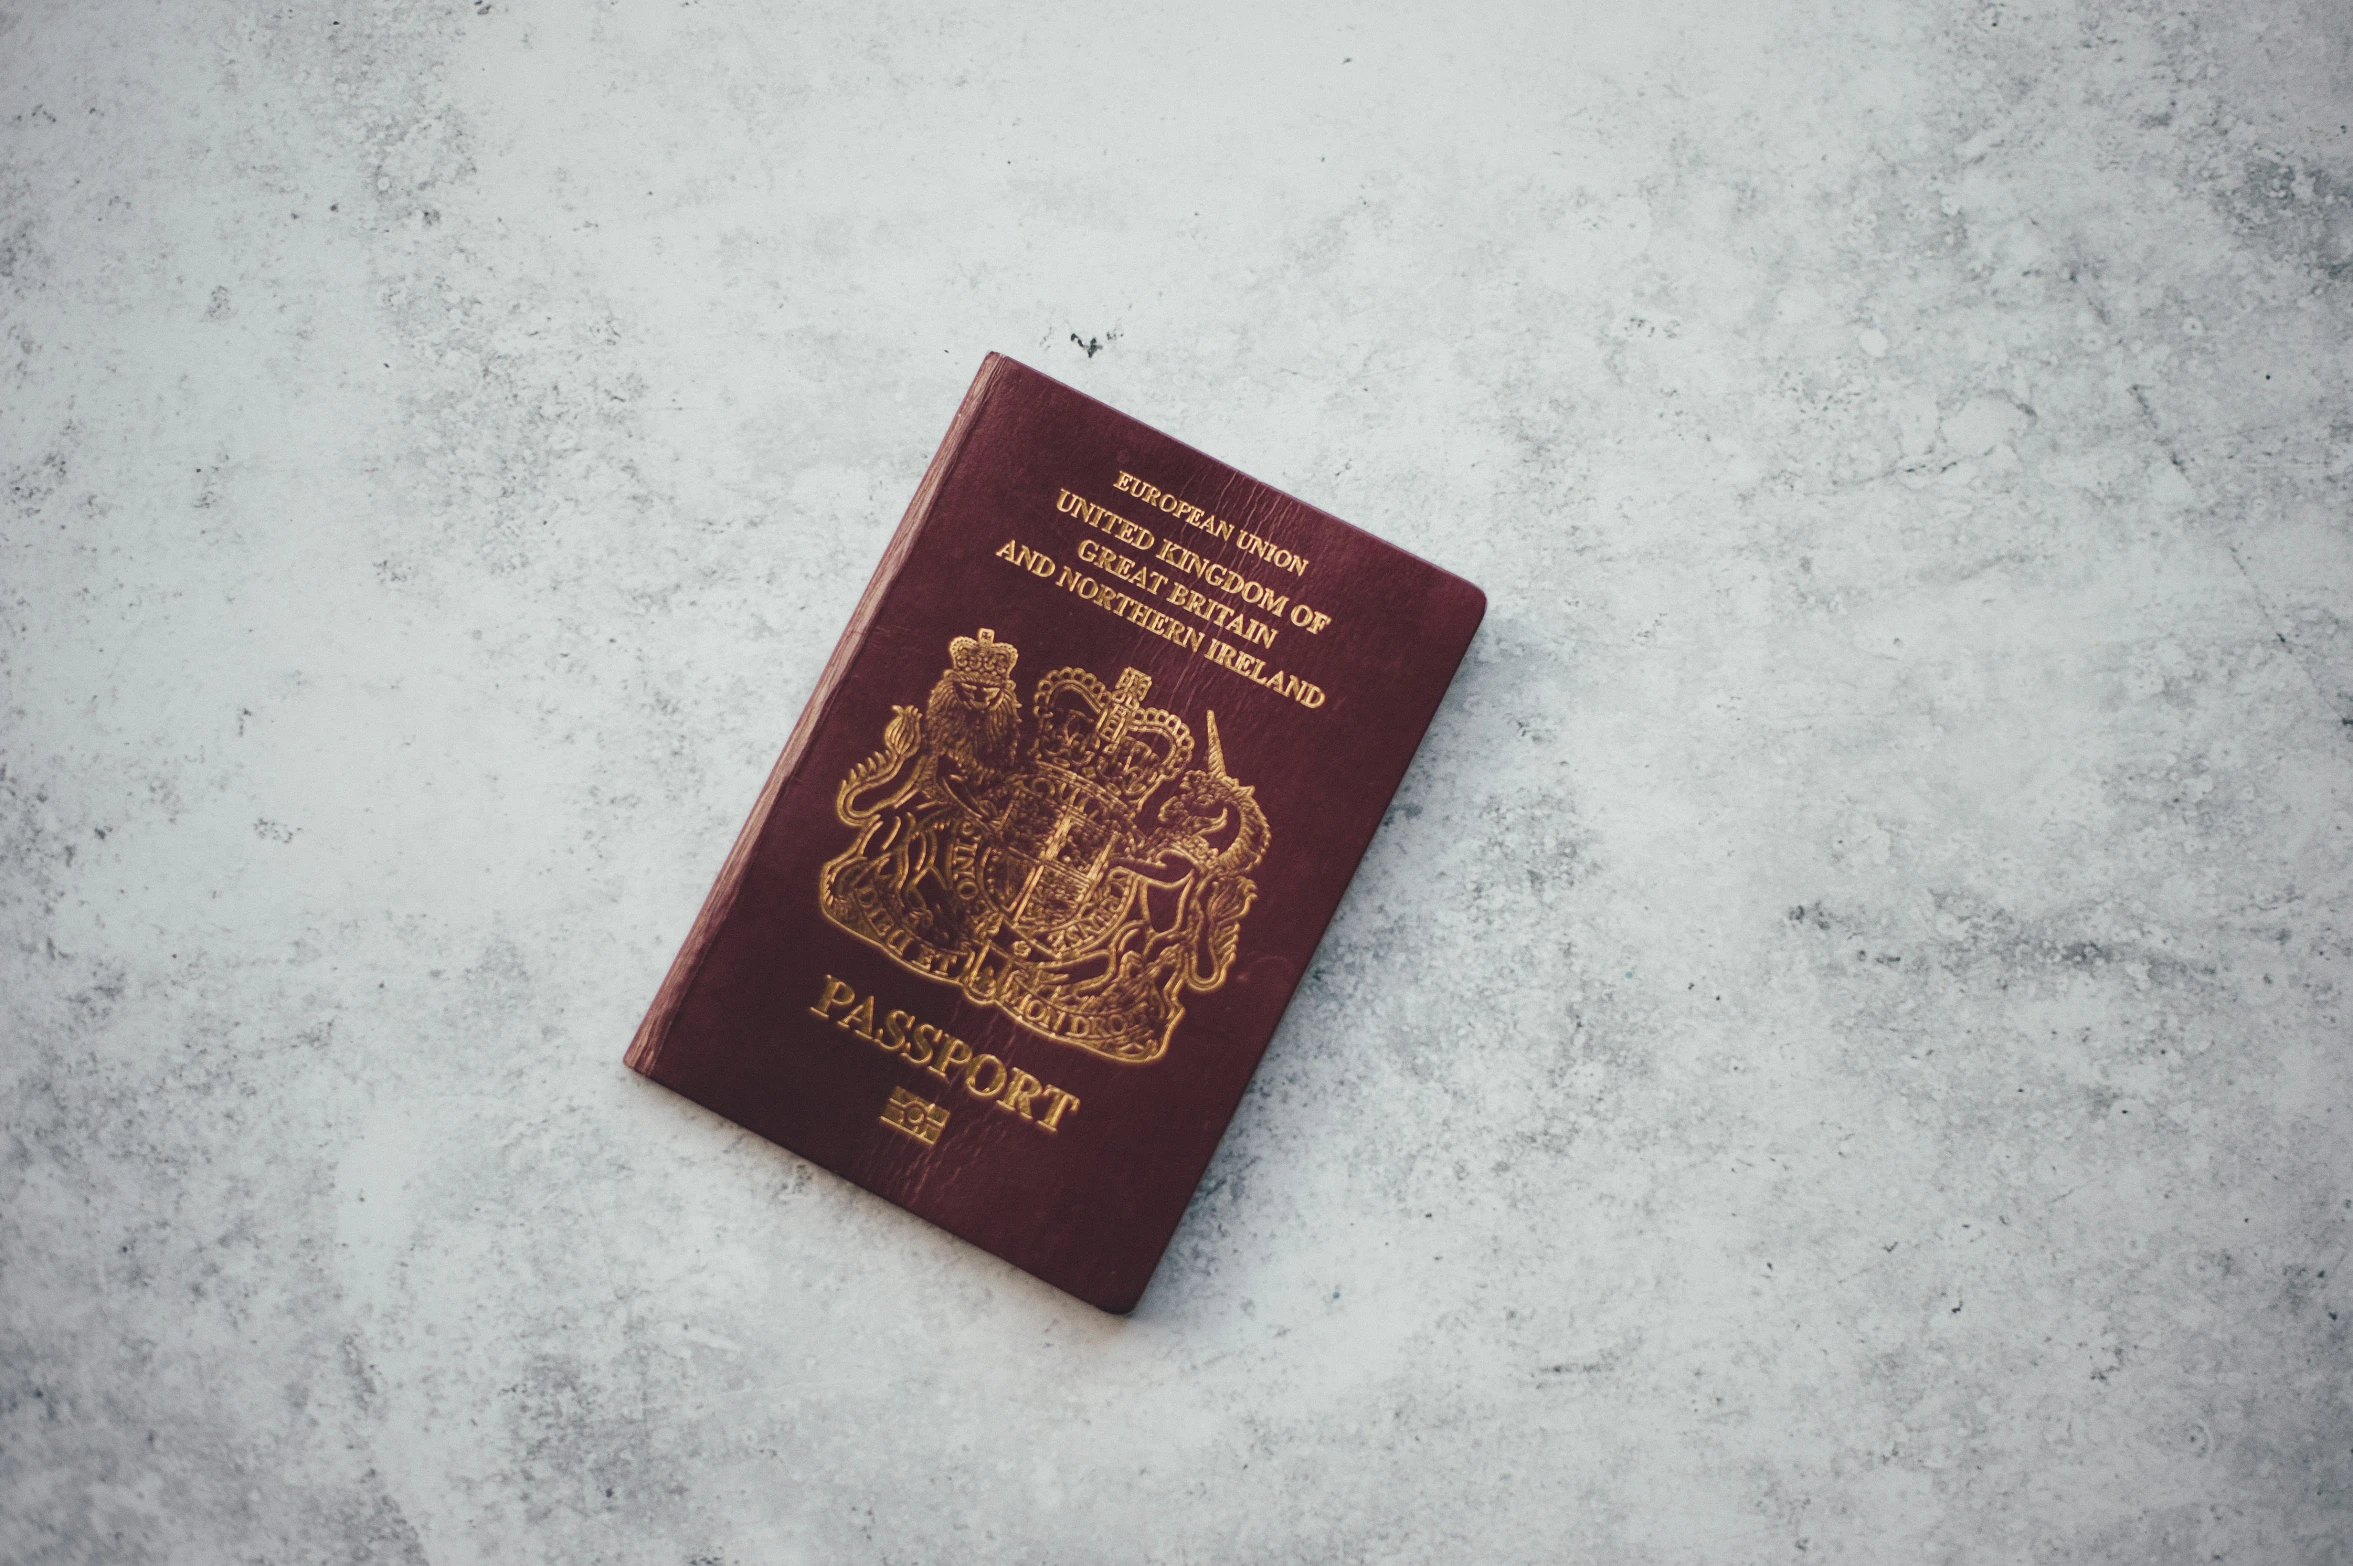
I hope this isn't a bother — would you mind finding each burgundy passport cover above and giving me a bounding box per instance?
[625,355,1484,1311]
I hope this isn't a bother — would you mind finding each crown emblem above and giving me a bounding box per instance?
[1031,666,1193,806]
[818,630,1270,1064]
[947,627,1018,687]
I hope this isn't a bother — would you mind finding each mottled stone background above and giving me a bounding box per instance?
[4,1,2349,1560]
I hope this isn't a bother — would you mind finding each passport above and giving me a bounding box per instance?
[625,355,1484,1311]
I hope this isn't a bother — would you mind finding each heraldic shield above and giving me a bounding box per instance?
[817,629,1270,1064]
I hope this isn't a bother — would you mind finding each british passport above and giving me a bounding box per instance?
[625,355,1484,1311]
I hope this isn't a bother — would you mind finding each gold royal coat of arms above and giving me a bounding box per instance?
[818,629,1270,1064]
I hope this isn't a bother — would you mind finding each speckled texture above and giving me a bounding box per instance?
[4,2,2349,1561]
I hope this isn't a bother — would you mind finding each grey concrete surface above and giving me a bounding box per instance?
[5,1,2350,1561]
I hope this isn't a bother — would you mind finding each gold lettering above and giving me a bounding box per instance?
[995,538,1055,578]
[1055,487,1154,554]
[1237,529,1311,576]
[837,994,878,1041]
[1074,535,1168,597]
[996,1067,1047,1119]
[809,975,857,1020]
[928,1033,975,1084]
[1140,531,1289,615]
[1116,472,1244,548]
[1199,638,1325,709]
[813,978,1070,1137]
[1049,556,1205,655]
[1028,491,1338,714]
